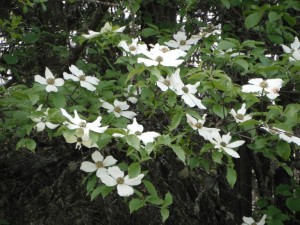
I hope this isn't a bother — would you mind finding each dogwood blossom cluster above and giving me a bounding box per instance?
[261,125,300,146]
[242,214,266,225]
[99,99,137,119]
[80,151,144,197]
[281,36,300,61]
[164,30,200,51]
[34,67,64,92]
[230,103,252,123]
[63,65,100,91]
[242,78,283,100]
[31,105,59,132]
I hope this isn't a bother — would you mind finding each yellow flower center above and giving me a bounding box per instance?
[179,40,186,45]
[259,81,268,88]
[163,79,170,86]
[220,141,227,147]
[46,78,55,85]
[129,45,136,51]
[182,86,189,93]
[95,161,103,168]
[161,47,170,53]
[235,114,244,120]
[271,87,279,93]
[79,121,86,127]
[79,75,86,81]
[135,131,142,135]
[114,106,121,113]
[156,56,163,62]
[116,177,124,184]
[196,122,203,129]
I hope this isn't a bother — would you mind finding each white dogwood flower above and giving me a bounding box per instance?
[100,99,137,119]
[80,151,117,177]
[186,114,220,140]
[156,75,175,92]
[63,129,98,149]
[99,166,144,197]
[261,126,300,146]
[242,78,283,100]
[230,103,252,123]
[82,30,101,39]
[281,37,300,61]
[127,118,160,145]
[61,108,108,141]
[124,85,140,104]
[208,131,245,158]
[31,105,59,132]
[164,31,200,51]
[63,65,100,91]
[242,214,266,225]
[82,22,125,39]
[170,69,206,109]
[34,67,64,92]
[118,38,147,55]
[137,43,186,67]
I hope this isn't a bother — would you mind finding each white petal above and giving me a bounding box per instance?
[188,94,206,109]
[160,58,184,67]
[100,175,117,186]
[63,72,79,81]
[100,101,114,110]
[173,31,187,42]
[139,132,160,145]
[69,65,83,76]
[34,75,47,85]
[96,168,108,178]
[223,147,240,158]
[258,215,267,225]
[242,84,262,93]
[137,58,159,67]
[85,76,100,85]
[120,111,137,119]
[80,161,97,172]
[107,166,124,179]
[226,140,245,148]
[45,122,59,129]
[242,216,255,224]
[36,122,46,132]
[45,67,54,79]
[92,151,104,162]
[103,156,117,167]
[127,118,143,133]
[223,133,232,144]
[54,78,65,87]
[281,44,291,53]
[186,114,197,130]
[80,81,96,91]
[291,136,300,146]
[89,126,108,134]
[117,184,134,197]
[46,85,58,92]
[124,174,144,186]
[114,100,129,110]
[237,103,247,115]
[164,40,180,48]
[248,78,263,86]
[182,94,196,107]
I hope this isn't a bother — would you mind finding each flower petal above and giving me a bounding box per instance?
[55,78,65,87]
[124,174,144,186]
[120,111,137,119]
[223,147,240,158]
[96,168,108,178]
[45,67,54,79]
[107,166,124,179]
[36,122,46,132]
[63,72,79,81]
[80,161,97,172]
[103,156,117,167]
[34,75,47,85]
[242,216,255,224]
[100,175,117,186]
[92,151,104,162]
[85,76,100,85]
[226,140,245,148]
[117,184,134,197]
[46,85,58,92]
[80,81,96,91]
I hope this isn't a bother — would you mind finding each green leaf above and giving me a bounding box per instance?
[213,104,227,119]
[268,12,281,22]
[286,198,300,211]
[276,141,291,160]
[234,59,248,71]
[141,28,158,37]
[128,162,141,178]
[126,134,140,150]
[245,12,264,29]
[129,198,145,213]
[52,92,66,108]
[217,40,237,50]
[160,208,170,222]
[3,54,19,65]
[226,167,237,188]
[283,14,296,26]
[23,32,40,43]
[170,145,186,164]
[212,150,223,164]
[86,175,97,193]
[146,196,164,205]
[268,34,283,44]
[282,164,293,177]
[162,192,173,207]
[26,139,36,152]
[143,180,158,196]
[169,111,183,131]
[220,0,230,9]
[91,186,103,200]
[126,66,145,83]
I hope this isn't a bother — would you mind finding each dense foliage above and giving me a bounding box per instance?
[1,0,300,224]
